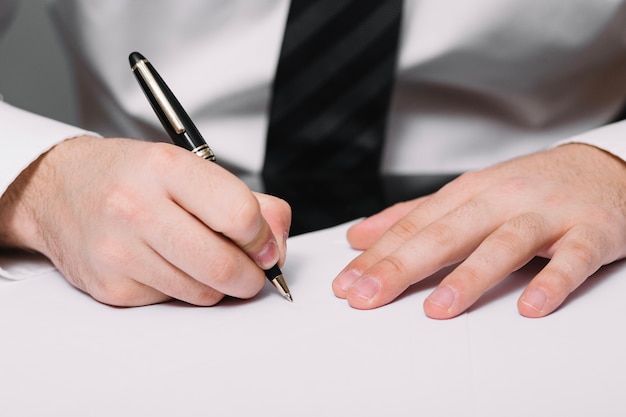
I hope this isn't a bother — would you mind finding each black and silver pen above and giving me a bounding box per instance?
[128,51,292,302]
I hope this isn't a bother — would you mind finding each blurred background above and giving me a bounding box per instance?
[0,1,77,125]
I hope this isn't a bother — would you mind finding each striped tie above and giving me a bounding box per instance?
[263,0,403,178]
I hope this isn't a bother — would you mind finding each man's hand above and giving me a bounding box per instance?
[0,136,291,306]
[332,143,626,318]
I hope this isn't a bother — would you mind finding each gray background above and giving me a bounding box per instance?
[0,1,77,125]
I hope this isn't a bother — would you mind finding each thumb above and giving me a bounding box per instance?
[255,192,291,266]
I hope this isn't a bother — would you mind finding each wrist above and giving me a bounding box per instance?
[0,135,99,252]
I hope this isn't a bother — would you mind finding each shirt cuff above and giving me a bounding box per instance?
[0,251,56,281]
[554,119,626,162]
[0,101,99,196]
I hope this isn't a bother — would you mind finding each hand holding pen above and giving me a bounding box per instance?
[0,55,291,308]
[129,51,292,302]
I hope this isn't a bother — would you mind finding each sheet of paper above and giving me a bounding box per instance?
[0,222,470,417]
[466,258,626,417]
[1,221,625,416]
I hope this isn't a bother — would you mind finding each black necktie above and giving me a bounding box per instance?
[263,0,403,178]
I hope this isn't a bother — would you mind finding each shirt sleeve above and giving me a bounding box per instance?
[0,101,99,280]
[0,101,98,196]
[555,119,626,161]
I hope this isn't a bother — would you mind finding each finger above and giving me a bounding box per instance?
[255,192,291,265]
[89,279,171,307]
[333,197,501,306]
[88,244,225,307]
[135,253,226,306]
[342,171,484,260]
[347,199,424,250]
[153,145,280,269]
[517,225,609,318]
[424,212,551,319]
[141,197,266,299]
[57,258,171,307]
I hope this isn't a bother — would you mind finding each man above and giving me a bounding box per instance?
[1,0,626,318]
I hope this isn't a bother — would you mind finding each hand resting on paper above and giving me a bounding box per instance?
[332,143,626,318]
[0,136,291,306]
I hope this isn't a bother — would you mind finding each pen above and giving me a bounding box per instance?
[128,51,292,302]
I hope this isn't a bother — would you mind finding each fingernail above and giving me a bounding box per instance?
[427,286,456,310]
[350,276,380,302]
[257,239,279,269]
[521,288,547,313]
[335,269,362,292]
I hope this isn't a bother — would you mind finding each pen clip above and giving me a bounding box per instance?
[132,59,186,134]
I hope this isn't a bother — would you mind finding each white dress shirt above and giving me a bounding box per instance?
[2,0,626,196]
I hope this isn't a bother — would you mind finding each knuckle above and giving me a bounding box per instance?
[205,254,243,287]
[145,143,183,172]
[543,267,576,294]
[454,263,484,289]
[378,255,409,277]
[228,194,262,235]
[493,227,523,248]
[423,222,455,248]
[490,213,545,257]
[90,279,139,306]
[187,287,225,306]
[388,217,421,243]
[579,211,618,247]
[565,240,597,270]
[101,183,142,224]
[490,227,526,258]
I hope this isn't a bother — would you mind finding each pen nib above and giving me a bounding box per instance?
[271,274,293,302]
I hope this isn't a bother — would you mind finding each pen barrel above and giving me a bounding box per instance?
[131,58,215,161]
[178,130,216,161]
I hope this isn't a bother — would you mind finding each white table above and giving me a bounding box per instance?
[1,223,624,417]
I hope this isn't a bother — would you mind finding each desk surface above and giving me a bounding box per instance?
[1,221,625,417]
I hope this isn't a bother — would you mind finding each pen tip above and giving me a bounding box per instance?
[269,272,293,302]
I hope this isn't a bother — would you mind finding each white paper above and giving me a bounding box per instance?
[0,222,625,417]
